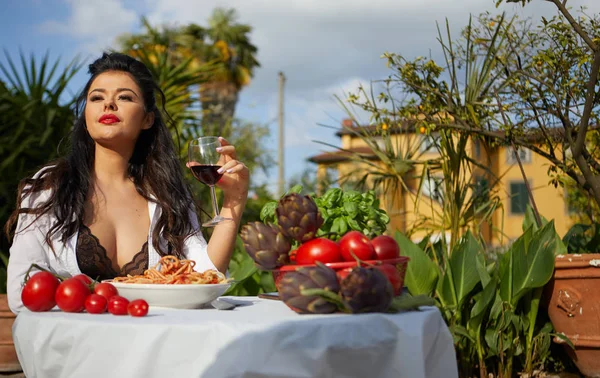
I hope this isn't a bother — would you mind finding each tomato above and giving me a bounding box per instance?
[127,299,149,317]
[338,231,375,262]
[295,238,341,265]
[107,295,129,315]
[73,274,94,288]
[370,235,401,260]
[336,267,353,282]
[55,278,90,313]
[376,264,403,296]
[93,282,119,300]
[21,271,61,312]
[84,294,108,314]
[289,249,297,263]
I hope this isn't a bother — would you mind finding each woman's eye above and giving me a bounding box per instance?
[89,95,103,102]
[119,95,133,101]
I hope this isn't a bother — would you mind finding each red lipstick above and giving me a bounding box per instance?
[99,114,120,124]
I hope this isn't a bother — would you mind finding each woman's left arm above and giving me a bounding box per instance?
[205,137,249,273]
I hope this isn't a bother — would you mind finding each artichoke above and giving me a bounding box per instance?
[240,222,291,269]
[276,193,324,243]
[340,267,394,313]
[278,264,341,314]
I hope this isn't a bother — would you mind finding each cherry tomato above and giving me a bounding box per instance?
[370,235,401,260]
[93,282,119,301]
[338,231,375,262]
[73,274,94,287]
[296,238,341,265]
[84,294,108,314]
[107,295,129,315]
[21,271,61,312]
[55,278,90,313]
[375,264,403,296]
[127,299,149,317]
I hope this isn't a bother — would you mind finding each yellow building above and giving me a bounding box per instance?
[308,119,574,246]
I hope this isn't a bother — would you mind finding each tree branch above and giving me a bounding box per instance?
[550,0,597,51]
[572,49,600,157]
[494,94,543,227]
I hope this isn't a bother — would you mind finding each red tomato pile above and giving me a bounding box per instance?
[295,231,400,265]
[21,272,149,317]
[292,231,403,295]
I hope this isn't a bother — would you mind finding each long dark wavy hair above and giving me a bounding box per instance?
[5,52,196,258]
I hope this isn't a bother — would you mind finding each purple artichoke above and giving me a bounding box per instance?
[340,267,394,313]
[240,222,291,269]
[276,193,324,243]
[278,264,341,314]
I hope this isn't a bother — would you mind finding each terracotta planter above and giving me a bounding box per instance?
[0,294,21,373]
[544,254,600,378]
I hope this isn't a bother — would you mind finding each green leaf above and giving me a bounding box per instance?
[500,222,557,307]
[390,294,436,312]
[450,324,475,343]
[343,201,359,219]
[259,201,277,223]
[448,231,483,307]
[322,188,343,207]
[346,217,360,231]
[470,276,497,321]
[332,217,348,235]
[285,185,303,195]
[395,231,439,296]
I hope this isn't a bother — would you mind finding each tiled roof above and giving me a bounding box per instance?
[307,146,376,164]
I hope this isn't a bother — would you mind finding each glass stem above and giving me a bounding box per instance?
[210,185,220,217]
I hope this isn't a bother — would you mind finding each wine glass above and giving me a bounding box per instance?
[188,136,233,227]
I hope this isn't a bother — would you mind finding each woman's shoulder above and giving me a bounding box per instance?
[31,164,57,180]
[19,164,57,205]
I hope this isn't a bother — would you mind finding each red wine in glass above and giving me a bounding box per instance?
[190,164,223,186]
[188,136,233,227]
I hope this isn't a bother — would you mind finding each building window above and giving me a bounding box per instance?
[506,148,531,164]
[510,182,529,214]
[420,133,440,153]
[474,175,490,204]
[423,175,444,203]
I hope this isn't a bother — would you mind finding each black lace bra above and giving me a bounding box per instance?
[76,223,149,281]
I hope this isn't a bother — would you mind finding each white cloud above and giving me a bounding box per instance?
[37,0,138,53]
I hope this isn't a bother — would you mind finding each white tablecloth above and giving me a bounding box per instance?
[13,296,457,378]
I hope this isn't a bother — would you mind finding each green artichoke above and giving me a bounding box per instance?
[340,267,394,313]
[276,193,324,243]
[278,264,340,314]
[240,222,291,269]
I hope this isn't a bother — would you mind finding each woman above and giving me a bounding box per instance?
[5,52,249,313]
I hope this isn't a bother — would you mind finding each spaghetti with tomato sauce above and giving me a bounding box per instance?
[112,256,228,285]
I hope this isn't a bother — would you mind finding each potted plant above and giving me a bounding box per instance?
[0,251,21,373]
[543,223,600,377]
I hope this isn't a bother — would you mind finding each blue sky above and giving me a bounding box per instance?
[2,0,600,195]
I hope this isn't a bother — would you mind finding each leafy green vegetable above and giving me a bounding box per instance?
[259,186,390,240]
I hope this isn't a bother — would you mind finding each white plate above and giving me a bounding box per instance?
[107,281,232,309]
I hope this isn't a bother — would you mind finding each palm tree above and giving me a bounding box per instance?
[117,17,218,153]
[0,52,83,289]
[181,8,260,136]
[119,10,260,137]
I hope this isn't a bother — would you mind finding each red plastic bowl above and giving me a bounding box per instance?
[272,256,410,289]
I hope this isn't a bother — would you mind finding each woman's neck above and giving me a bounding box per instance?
[93,144,132,186]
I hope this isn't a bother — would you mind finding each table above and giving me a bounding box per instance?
[13,296,458,378]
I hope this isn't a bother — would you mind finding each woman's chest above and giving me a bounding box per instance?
[84,190,151,266]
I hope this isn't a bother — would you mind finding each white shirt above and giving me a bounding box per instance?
[7,172,216,314]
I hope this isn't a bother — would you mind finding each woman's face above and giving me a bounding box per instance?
[84,71,154,150]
